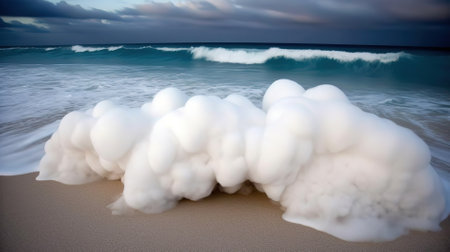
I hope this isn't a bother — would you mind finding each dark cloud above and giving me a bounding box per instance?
[119,0,450,29]
[377,0,450,23]
[233,0,450,25]
[0,17,48,33]
[0,0,120,20]
[120,0,323,25]
[0,0,449,46]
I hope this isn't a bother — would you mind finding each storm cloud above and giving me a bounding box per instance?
[0,0,449,46]
[0,0,120,20]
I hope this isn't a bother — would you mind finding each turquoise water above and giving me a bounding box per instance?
[0,43,449,177]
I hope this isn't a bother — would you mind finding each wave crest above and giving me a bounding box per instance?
[3,45,408,65]
[185,47,406,64]
[71,45,123,53]
[155,47,189,52]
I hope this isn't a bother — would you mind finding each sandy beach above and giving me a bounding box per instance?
[0,173,448,251]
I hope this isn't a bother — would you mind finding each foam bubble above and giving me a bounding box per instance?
[262,79,305,111]
[37,79,449,242]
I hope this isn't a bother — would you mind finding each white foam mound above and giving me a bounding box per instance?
[37,79,449,242]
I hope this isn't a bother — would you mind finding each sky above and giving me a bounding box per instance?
[0,0,449,47]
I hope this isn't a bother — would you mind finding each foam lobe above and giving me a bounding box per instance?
[37,80,449,242]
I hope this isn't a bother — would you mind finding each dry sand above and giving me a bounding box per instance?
[1,173,449,251]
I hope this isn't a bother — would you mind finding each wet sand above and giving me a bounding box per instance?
[1,173,449,251]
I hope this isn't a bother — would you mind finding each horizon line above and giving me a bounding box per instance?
[1,41,449,51]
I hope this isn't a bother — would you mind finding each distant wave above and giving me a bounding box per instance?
[180,47,406,64]
[154,47,189,52]
[0,47,36,50]
[132,45,153,50]
[0,46,57,51]
[1,45,409,64]
[104,45,408,63]
[71,45,123,53]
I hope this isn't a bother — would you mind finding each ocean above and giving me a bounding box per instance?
[0,43,449,180]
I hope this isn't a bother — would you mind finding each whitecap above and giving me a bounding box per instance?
[188,46,406,64]
[154,47,190,52]
[71,45,123,53]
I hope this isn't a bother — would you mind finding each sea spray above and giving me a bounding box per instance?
[37,79,449,242]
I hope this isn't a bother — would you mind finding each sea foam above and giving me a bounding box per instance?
[37,79,449,242]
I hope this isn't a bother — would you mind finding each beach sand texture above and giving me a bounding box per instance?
[1,173,449,251]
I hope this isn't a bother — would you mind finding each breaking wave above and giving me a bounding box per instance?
[45,45,407,64]
[154,47,190,52]
[0,44,412,65]
[71,45,123,53]
[153,46,407,64]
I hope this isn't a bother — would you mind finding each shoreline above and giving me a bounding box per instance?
[1,173,449,251]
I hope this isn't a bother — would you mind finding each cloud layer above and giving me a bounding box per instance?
[0,0,449,46]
